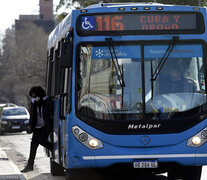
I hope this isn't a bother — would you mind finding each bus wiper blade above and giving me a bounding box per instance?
[151,36,179,81]
[106,38,125,87]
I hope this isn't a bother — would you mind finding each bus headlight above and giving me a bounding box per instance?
[187,127,207,147]
[192,136,201,146]
[201,130,207,139]
[79,133,88,142]
[89,139,99,148]
[72,126,103,150]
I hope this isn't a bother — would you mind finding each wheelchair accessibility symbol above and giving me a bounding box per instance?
[81,16,95,30]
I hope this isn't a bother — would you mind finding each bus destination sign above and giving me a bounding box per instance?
[77,12,203,35]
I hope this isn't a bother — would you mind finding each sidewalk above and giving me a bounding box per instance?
[0,149,26,180]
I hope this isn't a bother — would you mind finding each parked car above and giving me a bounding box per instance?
[0,103,18,115]
[0,107,30,133]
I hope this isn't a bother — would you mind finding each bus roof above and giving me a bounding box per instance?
[48,13,72,49]
[85,2,200,9]
[86,2,170,8]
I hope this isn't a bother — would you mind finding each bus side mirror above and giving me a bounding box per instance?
[61,32,73,68]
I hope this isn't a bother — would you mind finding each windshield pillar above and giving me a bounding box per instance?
[141,44,146,119]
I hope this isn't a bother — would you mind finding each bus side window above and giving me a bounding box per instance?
[58,36,73,118]
[54,48,60,96]
[46,47,54,96]
[61,31,73,69]
[56,41,62,95]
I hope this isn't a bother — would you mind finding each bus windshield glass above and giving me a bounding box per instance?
[77,43,207,121]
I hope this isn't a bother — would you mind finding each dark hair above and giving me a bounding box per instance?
[29,86,46,98]
[170,64,182,73]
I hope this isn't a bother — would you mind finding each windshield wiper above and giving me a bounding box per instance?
[106,38,125,87]
[151,36,179,81]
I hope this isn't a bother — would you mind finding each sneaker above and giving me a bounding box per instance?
[21,165,34,173]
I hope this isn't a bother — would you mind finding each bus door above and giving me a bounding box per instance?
[52,46,63,165]
[58,68,72,167]
[58,38,73,167]
[46,46,63,164]
[46,35,72,167]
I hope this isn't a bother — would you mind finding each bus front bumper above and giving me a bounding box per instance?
[67,135,207,169]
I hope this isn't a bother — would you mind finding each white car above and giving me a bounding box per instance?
[0,107,30,133]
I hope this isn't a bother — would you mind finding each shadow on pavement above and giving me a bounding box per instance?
[28,173,64,180]
[102,174,167,180]
[67,168,167,180]
[25,169,167,180]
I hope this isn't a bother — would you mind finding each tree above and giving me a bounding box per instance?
[0,28,17,103]
[0,22,48,107]
[56,0,206,12]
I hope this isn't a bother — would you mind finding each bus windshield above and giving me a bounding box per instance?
[77,43,207,121]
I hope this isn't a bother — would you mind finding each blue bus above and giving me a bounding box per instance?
[46,2,207,180]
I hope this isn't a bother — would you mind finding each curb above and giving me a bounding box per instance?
[0,149,26,180]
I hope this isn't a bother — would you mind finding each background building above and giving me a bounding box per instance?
[15,0,55,35]
[1,0,55,106]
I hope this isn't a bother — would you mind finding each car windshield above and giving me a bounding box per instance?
[2,108,27,116]
[77,43,207,120]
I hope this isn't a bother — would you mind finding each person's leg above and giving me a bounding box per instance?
[39,126,53,150]
[21,129,40,172]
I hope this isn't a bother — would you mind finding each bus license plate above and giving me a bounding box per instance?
[133,160,158,168]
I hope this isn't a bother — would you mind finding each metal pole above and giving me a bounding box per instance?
[198,0,201,6]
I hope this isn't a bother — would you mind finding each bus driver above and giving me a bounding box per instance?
[160,64,196,94]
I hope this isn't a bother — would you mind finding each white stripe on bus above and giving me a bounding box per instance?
[82,154,207,160]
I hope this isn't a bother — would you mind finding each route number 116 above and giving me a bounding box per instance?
[96,15,124,31]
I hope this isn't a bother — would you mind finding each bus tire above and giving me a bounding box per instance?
[183,166,202,180]
[50,158,65,176]
[168,168,182,180]
[65,168,103,180]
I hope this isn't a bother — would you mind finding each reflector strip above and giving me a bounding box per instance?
[82,154,207,160]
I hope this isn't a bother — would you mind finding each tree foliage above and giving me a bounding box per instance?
[0,23,48,107]
[57,0,205,10]
[55,0,205,21]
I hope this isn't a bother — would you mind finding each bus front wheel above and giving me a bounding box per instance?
[183,166,202,180]
[168,166,202,180]
[65,168,103,180]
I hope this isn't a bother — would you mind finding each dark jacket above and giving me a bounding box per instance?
[29,96,53,133]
